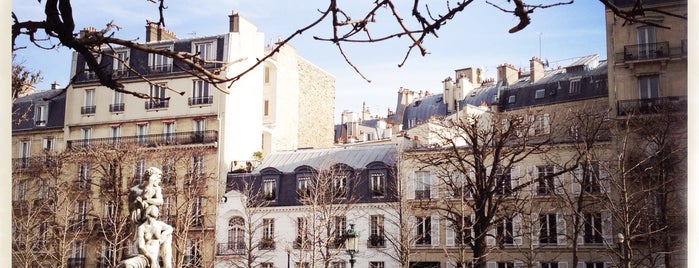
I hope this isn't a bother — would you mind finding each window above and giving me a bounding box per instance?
[104,202,115,219]
[260,263,274,268]
[448,215,472,246]
[193,118,206,142]
[163,122,175,144]
[497,263,515,268]
[75,200,87,222]
[583,162,601,193]
[508,95,516,104]
[113,50,129,75]
[78,163,90,186]
[37,222,48,249]
[495,168,511,195]
[38,179,50,199]
[535,89,546,99]
[71,240,85,258]
[149,47,172,73]
[192,196,203,226]
[295,217,309,248]
[13,180,26,201]
[370,262,385,268]
[110,126,121,144]
[261,218,275,249]
[333,216,347,246]
[496,218,514,246]
[416,216,432,246]
[18,140,30,160]
[111,90,124,112]
[194,41,215,61]
[147,83,168,109]
[450,170,469,198]
[264,67,270,83]
[190,155,204,179]
[586,263,604,268]
[42,137,54,151]
[569,78,581,95]
[35,104,47,126]
[185,239,202,265]
[415,171,431,199]
[295,262,310,268]
[541,263,559,268]
[331,262,346,268]
[191,80,212,105]
[370,172,386,197]
[163,197,173,225]
[264,100,269,116]
[136,124,148,144]
[82,89,96,114]
[584,213,603,244]
[100,241,116,266]
[369,215,385,247]
[263,178,277,200]
[532,114,551,135]
[537,165,555,195]
[637,26,656,59]
[332,174,347,198]
[638,75,660,100]
[539,214,557,244]
[297,176,310,197]
[228,217,245,253]
[134,159,145,184]
[81,128,92,146]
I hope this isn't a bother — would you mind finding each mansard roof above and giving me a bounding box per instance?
[253,144,397,173]
[12,88,66,131]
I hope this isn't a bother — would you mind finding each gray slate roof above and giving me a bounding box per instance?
[12,89,66,131]
[255,144,397,173]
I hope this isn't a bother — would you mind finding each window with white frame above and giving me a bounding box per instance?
[134,159,145,185]
[192,196,203,226]
[104,201,115,220]
[136,124,148,143]
[193,118,206,142]
[191,80,211,105]
[260,263,274,268]
[332,174,347,198]
[508,95,516,104]
[638,75,660,100]
[539,214,557,244]
[82,89,96,114]
[537,165,555,195]
[296,217,309,246]
[263,178,277,200]
[541,262,559,268]
[297,176,310,197]
[113,50,129,74]
[147,83,167,109]
[81,128,92,146]
[496,217,514,246]
[163,197,173,224]
[110,126,121,144]
[583,162,601,193]
[193,41,215,61]
[111,90,124,112]
[35,104,47,126]
[584,213,603,244]
[261,218,275,249]
[569,78,581,95]
[370,262,385,268]
[369,215,385,247]
[42,137,54,151]
[163,122,175,144]
[19,140,30,159]
[149,47,172,73]
[415,171,431,199]
[370,172,386,197]
[637,26,657,59]
[448,214,472,246]
[228,217,245,252]
[295,262,310,268]
[532,114,550,135]
[71,240,85,258]
[78,163,90,185]
[450,170,469,198]
[416,216,433,246]
[37,222,48,249]
[331,262,346,268]
[185,239,202,265]
[101,240,115,264]
[535,89,546,99]
[190,155,204,178]
[13,180,26,201]
[75,200,87,221]
[38,179,50,199]
[333,216,346,242]
[495,167,512,195]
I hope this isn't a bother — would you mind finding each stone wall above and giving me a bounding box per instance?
[296,57,335,149]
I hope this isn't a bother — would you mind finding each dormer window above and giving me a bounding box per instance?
[193,41,215,61]
[569,78,581,95]
[113,50,129,77]
[535,89,546,99]
[149,46,173,73]
[35,104,48,126]
[508,95,516,104]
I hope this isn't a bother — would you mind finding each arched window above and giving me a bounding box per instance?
[228,217,245,254]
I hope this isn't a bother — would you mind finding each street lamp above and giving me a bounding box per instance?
[617,233,628,268]
[285,244,292,268]
[345,224,360,268]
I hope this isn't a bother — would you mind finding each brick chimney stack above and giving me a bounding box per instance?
[530,57,545,83]
[145,20,177,42]
[497,63,519,86]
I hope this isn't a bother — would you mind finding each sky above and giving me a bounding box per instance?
[12,0,607,122]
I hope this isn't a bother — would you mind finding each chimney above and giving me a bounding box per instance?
[51,81,60,89]
[145,20,177,42]
[455,67,482,89]
[497,63,519,86]
[229,10,240,32]
[530,57,545,83]
[79,26,97,38]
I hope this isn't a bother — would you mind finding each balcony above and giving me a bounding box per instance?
[113,68,129,78]
[189,96,213,106]
[110,103,125,112]
[145,100,170,110]
[67,130,218,149]
[216,242,246,256]
[67,257,86,268]
[149,64,172,74]
[12,156,60,172]
[12,157,31,170]
[81,106,96,115]
[367,234,386,248]
[616,41,672,63]
[415,190,431,200]
[258,238,275,250]
[617,96,687,116]
[84,71,97,80]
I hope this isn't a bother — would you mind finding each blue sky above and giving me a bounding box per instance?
[12,1,607,122]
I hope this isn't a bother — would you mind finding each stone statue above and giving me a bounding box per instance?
[129,167,164,224]
[119,167,172,268]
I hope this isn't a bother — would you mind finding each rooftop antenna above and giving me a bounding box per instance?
[187,32,197,37]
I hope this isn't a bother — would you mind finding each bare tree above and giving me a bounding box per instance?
[12,1,682,96]
[405,109,580,268]
[12,54,42,101]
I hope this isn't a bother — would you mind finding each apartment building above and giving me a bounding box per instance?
[219,145,398,268]
[12,11,335,268]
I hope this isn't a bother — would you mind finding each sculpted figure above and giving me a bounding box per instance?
[136,205,173,268]
[129,167,164,224]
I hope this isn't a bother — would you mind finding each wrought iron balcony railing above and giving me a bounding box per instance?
[616,41,671,62]
[145,100,170,109]
[12,156,60,172]
[81,106,96,114]
[189,96,213,106]
[216,242,246,255]
[66,130,218,149]
[110,103,125,112]
[149,64,173,74]
[617,96,687,116]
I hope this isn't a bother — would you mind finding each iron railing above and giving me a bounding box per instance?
[12,156,60,171]
[216,242,246,255]
[189,96,213,106]
[81,106,96,114]
[617,41,670,62]
[617,96,687,116]
[145,100,170,109]
[110,103,125,112]
[66,130,218,149]
[149,64,173,74]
